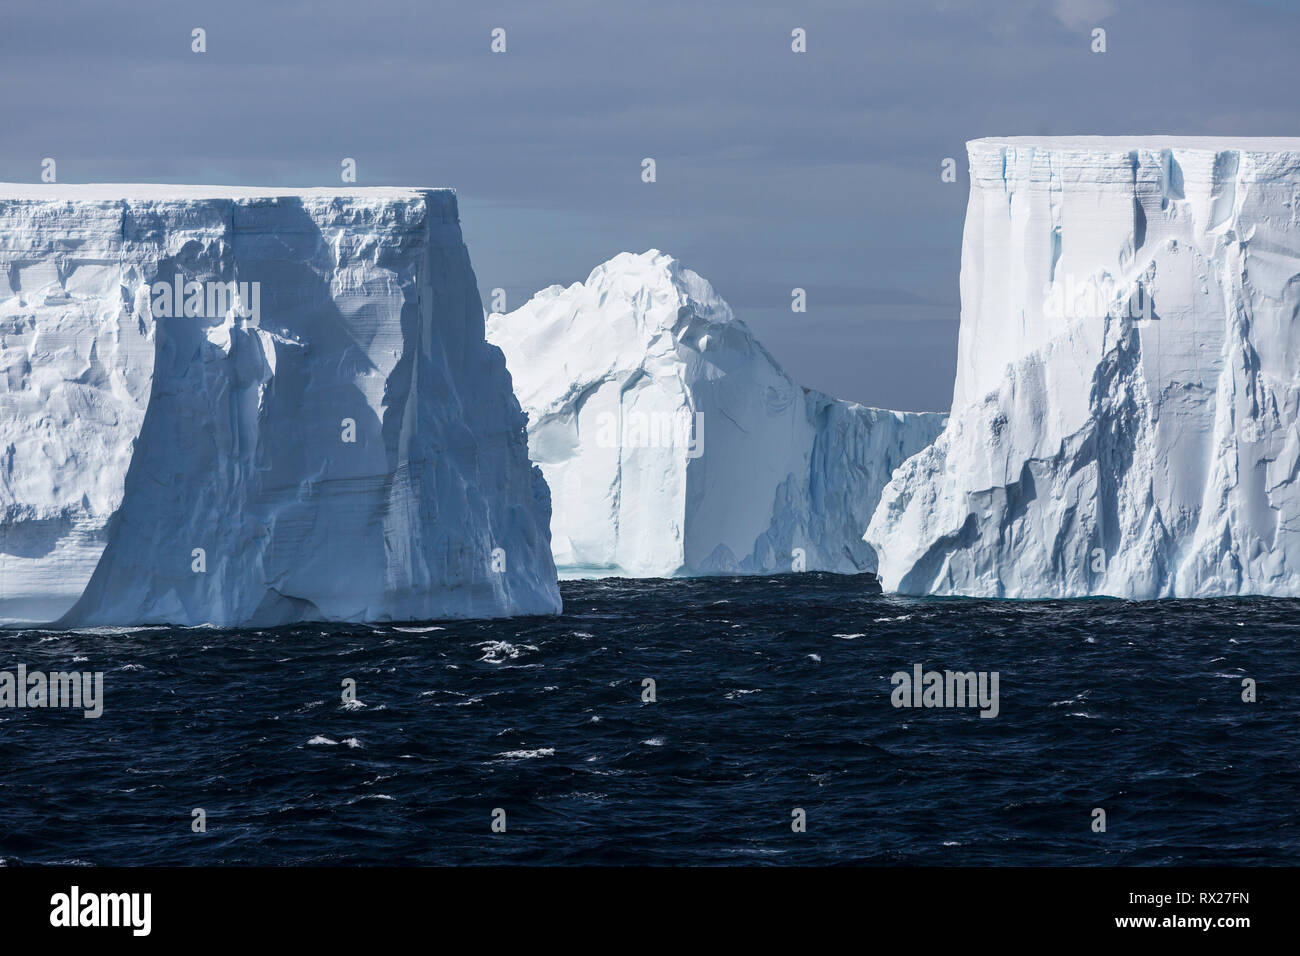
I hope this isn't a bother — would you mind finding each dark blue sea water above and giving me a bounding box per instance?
[1,574,1297,866]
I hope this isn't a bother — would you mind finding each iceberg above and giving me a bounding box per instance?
[487,250,945,577]
[0,184,560,625]
[866,137,1300,598]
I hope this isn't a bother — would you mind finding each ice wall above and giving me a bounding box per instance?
[867,138,1300,598]
[0,185,559,625]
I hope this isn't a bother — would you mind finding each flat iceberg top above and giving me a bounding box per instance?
[0,183,454,200]
[971,135,1300,152]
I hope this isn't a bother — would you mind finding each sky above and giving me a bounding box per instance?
[2,0,1298,411]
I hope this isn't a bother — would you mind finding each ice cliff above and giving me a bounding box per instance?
[487,250,945,577]
[0,184,559,625]
[866,137,1300,598]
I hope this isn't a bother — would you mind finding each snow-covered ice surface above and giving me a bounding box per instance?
[0,185,559,625]
[487,250,945,577]
[866,137,1300,598]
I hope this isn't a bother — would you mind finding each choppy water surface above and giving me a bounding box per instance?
[1,575,1297,865]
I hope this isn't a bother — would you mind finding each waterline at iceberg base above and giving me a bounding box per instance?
[868,137,1300,599]
[0,185,559,627]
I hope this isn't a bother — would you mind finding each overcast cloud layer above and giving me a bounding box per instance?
[2,0,1296,410]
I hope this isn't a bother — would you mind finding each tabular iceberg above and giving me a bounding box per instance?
[487,250,946,577]
[0,184,559,626]
[866,137,1300,598]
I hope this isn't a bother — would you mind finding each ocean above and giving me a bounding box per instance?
[1,574,1296,865]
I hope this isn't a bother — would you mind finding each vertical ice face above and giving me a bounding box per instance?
[866,138,1300,598]
[0,185,559,625]
[487,250,946,577]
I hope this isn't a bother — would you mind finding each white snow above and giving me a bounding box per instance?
[487,250,945,577]
[0,184,560,625]
[866,138,1300,598]
[0,184,444,200]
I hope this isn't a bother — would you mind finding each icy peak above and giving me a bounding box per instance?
[487,253,945,578]
[487,250,754,418]
[588,250,735,328]
[536,250,735,335]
